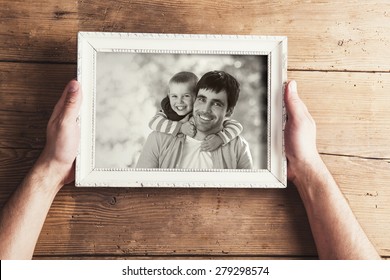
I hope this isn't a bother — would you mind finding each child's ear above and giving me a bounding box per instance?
[225,108,233,117]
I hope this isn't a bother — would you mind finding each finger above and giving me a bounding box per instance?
[62,80,82,122]
[284,80,309,121]
[51,80,79,119]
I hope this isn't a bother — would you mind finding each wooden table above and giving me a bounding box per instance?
[1,0,389,259]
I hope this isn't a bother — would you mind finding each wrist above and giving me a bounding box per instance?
[290,154,325,188]
[291,155,334,202]
[33,153,68,194]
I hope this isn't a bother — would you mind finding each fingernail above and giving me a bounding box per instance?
[289,80,297,93]
[68,81,79,93]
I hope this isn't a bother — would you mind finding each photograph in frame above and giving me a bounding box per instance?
[76,32,287,188]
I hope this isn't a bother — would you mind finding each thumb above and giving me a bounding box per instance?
[62,80,82,121]
[51,80,81,119]
[284,80,307,120]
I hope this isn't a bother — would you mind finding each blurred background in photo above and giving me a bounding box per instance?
[95,52,268,169]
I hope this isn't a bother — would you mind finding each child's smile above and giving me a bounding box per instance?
[168,82,195,116]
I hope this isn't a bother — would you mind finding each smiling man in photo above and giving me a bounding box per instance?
[136,70,253,169]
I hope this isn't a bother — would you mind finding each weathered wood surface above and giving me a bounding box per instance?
[1,0,390,71]
[289,71,390,159]
[0,154,384,258]
[0,149,388,257]
[0,0,389,259]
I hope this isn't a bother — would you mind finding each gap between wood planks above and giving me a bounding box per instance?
[0,146,388,163]
[288,68,390,74]
[319,152,390,162]
[0,60,390,74]
[0,59,76,66]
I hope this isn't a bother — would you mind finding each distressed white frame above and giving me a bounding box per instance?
[76,32,287,188]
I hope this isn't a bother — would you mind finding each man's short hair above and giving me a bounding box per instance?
[169,71,198,92]
[195,71,240,110]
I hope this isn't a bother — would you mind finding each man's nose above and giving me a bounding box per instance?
[204,102,212,112]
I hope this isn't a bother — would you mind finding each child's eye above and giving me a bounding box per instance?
[171,95,177,99]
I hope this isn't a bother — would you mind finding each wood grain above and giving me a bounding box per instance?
[35,184,317,257]
[1,0,389,260]
[0,63,76,112]
[0,148,39,181]
[1,0,389,71]
[0,63,76,148]
[289,71,390,159]
[322,155,390,257]
[24,155,387,257]
[33,256,316,260]
[0,149,388,257]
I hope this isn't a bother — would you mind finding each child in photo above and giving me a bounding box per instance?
[149,71,243,152]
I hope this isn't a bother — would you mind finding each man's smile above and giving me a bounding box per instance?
[192,88,229,137]
[197,113,214,122]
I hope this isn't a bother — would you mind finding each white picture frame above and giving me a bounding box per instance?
[76,32,287,188]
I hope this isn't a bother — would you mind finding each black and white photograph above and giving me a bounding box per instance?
[95,52,268,170]
[76,32,287,188]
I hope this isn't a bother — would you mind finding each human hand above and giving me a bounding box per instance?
[201,134,224,152]
[284,80,322,184]
[181,121,196,137]
[36,80,82,188]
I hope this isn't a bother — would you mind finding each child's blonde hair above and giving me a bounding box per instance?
[168,71,198,93]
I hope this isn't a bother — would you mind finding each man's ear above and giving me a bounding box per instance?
[225,108,233,117]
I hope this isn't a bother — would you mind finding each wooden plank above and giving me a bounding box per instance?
[34,184,317,256]
[0,0,78,63]
[1,62,389,159]
[0,152,388,257]
[0,148,41,207]
[24,154,387,257]
[33,256,315,260]
[0,63,76,148]
[0,63,76,112]
[0,110,48,148]
[289,71,390,159]
[0,0,389,71]
[322,155,390,258]
[0,149,315,257]
[1,0,388,261]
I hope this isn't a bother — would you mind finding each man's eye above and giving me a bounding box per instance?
[214,102,223,107]
[197,97,205,102]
